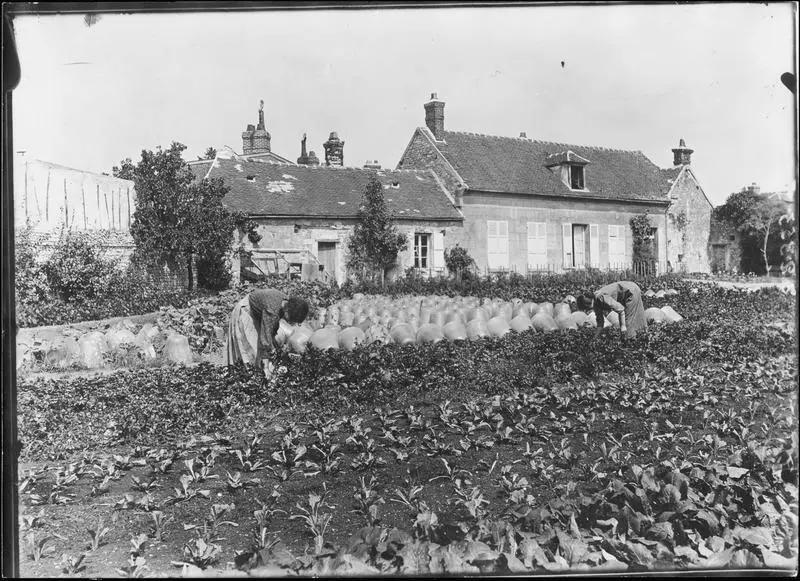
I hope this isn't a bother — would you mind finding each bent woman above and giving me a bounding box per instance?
[577,281,646,338]
[225,288,309,370]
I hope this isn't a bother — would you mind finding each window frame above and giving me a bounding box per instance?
[569,165,585,190]
[414,232,431,269]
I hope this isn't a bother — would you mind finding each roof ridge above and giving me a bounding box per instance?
[444,129,644,154]
[221,157,430,175]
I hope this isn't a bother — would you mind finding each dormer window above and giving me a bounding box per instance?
[569,165,584,190]
[544,150,591,191]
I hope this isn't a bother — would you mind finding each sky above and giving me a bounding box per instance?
[10,3,798,206]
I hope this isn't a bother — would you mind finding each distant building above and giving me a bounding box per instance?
[396,94,713,273]
[709,182,796,274]
[190,155,462,285]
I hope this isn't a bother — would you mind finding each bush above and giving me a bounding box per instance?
[444,245,477,280]
[14,228,204,328]
[196,254,233,291]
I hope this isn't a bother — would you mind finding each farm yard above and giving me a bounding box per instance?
[15,276,799,577]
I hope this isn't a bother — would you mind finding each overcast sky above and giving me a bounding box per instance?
[11,3,797,206]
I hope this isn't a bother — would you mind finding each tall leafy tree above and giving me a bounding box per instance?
[122,142,238,290]
[346,176,408,284]
[715,189,787,275]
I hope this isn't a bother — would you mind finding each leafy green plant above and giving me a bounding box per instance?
[86,518,111,551]
[24,532,56,562]
[289,490,333,554]
[177,537,221,569]
[149,511,172,542]
[58,552,87,575]
[352,475,385,526]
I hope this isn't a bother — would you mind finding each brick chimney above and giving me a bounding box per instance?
[424,93,445,140]
[746,182,761,195]
[364,160,381,169]
[671,138,693,166]
[323,132,344,166]
[242,100,271,155]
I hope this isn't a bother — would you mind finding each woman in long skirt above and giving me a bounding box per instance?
[225,288,309,370]
[577,281,647,338]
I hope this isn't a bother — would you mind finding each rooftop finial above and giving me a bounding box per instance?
[679,138,686,147]
[259,99,264,112]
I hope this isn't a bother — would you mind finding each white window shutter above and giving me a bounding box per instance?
[589,224,599,267]
[527,222,547,269]
[618,226,626,265]
[562,223,572,268]
[488,220,509,270]
[432,231,445,270]
[408,231,416,267]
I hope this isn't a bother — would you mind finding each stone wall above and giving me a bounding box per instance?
[665,168,713,273]
[445,191,669,274]
[235,217,463,284]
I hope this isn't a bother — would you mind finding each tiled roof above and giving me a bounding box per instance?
[659,166,684,196]
[429,130,673,202]
[201,158,462,221]
[544,150,592,167]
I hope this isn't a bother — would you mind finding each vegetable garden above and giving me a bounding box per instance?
[15,278,798,577]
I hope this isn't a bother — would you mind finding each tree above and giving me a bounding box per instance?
[715,189,786,275]
[346,176,408,285]
[199,147,217,161]
[444,244,476,282]
[112,158,135,181]
[778,215,796,276]
[123,142,239,290]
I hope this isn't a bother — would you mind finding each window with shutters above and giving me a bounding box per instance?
[487,220,509,270]
[527,222,547,269]
[414,233,430,269]
[608,225,626,267]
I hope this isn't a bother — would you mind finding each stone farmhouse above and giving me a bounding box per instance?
[188,105,463,285]
[396,94,713,274]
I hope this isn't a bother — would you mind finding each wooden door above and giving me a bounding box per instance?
[317,241,337,281]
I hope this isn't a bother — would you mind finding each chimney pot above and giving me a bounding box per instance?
[520,132,527,138]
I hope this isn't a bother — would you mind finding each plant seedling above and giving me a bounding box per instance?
[289,490,333,555]
[24,532,55,562]
[59,552,86,575]
[116,555,149,578]
[150,511,173,542]
[86,518,111,551]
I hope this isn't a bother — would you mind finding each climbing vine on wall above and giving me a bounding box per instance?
[630,212,656,262]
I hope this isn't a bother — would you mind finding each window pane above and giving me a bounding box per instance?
[570,166,584,189]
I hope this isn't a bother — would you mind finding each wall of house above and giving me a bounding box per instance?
[235,217,462,284]
[665,169,713,273]
[444,191,669,274]
[396,129,464,197]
